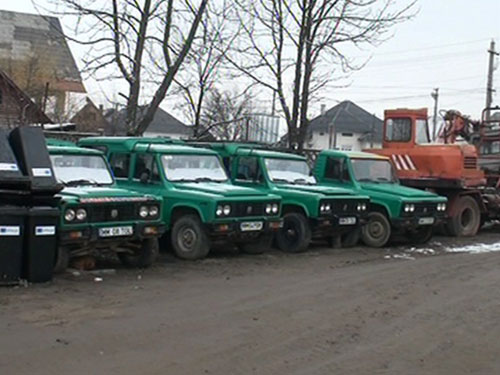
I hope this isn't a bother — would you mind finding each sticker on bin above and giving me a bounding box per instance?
[240,221,264,232]
[339,217,357,225]
[0,163,19,171]
[35,226,56,236]
[32,168,52,177]
[0,226,20,236]
[99,226,134,237]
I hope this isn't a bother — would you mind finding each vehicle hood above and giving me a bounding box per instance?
[58,186,152,201]
[277,183,354,196]
[173,182,268,197]
[360,182,440,199]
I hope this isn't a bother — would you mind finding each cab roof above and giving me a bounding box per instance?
[198,142,306,161]
[79,136,218,156]
[47,145,104,156]
[320,149,389,160]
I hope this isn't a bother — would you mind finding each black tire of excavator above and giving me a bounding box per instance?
[445,196,481,237]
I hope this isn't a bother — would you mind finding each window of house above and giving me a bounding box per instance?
[236,157,263,182]
[341,145,353,151]
[341,132,353,137]
[325,157,350,181]
[385,118,411,142]
[109,153,130,178]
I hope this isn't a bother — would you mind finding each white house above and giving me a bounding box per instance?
[306,101,383,151]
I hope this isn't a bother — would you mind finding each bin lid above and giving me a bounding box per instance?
[0,205,28,215]
[0,129,30,190]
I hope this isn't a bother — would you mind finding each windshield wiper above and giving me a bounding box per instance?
[273,178,295,184]
[293,178,316,185]
[64,179,100,187]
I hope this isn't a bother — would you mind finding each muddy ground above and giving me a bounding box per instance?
[2,229,500,375]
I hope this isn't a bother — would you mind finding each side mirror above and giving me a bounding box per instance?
[140,172,149,184]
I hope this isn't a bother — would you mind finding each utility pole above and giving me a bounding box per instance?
[485,40,499,122]
[431,88,439,141]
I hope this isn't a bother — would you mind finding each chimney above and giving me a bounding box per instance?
[99,104,104,114]
[321,104,326,115]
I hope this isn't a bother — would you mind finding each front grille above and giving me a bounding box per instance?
[87,203,137,223]
[413,202,437,215]
[232,202,266,217]
[464,157,477,169]
[330,200,365,215]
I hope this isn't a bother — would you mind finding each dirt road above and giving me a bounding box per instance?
[1,234,500,375]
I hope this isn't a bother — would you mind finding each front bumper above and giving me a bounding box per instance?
[311,213,367,238]
[59,222,166,246]
[206,218,283,241]
[391,213,446,230]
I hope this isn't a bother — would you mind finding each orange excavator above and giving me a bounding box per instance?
[366,106,500,236]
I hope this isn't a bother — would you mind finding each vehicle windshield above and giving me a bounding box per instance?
[351,158,397,183]
[264,158,316,184]
[162,154,228,182]
[50,154,114,186]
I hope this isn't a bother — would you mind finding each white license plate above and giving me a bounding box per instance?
[98,226,134,237]
[418,217,435,225]
[240,221,264,232]
[339,217,357,225]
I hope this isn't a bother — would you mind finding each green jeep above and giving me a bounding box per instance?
[196,143,370,252]
[78,137,283,260]
[47,141,165,271]
[314,150,447,247]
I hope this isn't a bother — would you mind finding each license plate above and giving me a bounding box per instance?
[339,217,357,225]
[98,226,134,237]
[240,221,264,232]
[418,217,435,225]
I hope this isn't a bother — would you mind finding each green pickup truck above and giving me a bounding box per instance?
[78,137,283,260]
[47,141,165,271]
[314,150,447,247]
[196,143,370,252]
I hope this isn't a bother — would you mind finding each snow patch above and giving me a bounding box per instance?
[444,242,500,254]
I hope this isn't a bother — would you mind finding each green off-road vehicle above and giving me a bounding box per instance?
[47,141,165,271]
[78,137,283,260]
[314,150,447,247]
[197,143,370,252]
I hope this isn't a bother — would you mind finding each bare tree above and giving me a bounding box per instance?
[225,0,415,149]
[40,0,208,135]
[173,0,240,137]
[201,88,253,141]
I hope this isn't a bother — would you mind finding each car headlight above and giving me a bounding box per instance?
[265,204,272,214]
[76,208,87,221]
[272,203,279,214]
[405,204,415,212]
[139,206,149,218]
[320,202,331,213]
[223,205,231,216]
[362,203,367,211]
[437,203,447,211]
[65,209,76,222]
[216,205,223,216]
[149,206,159,217]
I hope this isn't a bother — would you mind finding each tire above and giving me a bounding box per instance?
[118,238,159,268]
[407,226,433,244]
[240,234,273,254]
[275,212,311,253]
[53,246,69,274]
[446,196,480,237]
[361,212,391,248]
[171,215,210,260]
[341,227,361,248]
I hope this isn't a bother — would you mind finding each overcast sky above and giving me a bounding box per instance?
[2,0,500,122]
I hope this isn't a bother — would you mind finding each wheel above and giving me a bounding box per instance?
[446,196,480,237]
[53,246,69,274]
[361,212,391,248]
[407,226,433,244]
[239,234,273,254]
[171,215,210,260]
[118,238,159,268]
[341,227,361,248]
[275,212,311,253]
